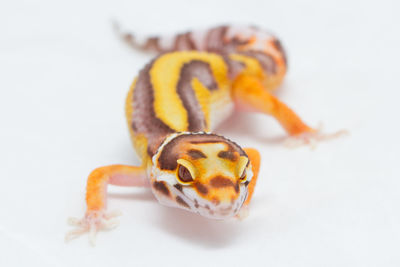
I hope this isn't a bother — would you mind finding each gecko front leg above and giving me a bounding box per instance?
[232,74,346,148]
[66,164,149,245]
[236,148,261,220]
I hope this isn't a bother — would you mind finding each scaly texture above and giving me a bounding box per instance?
[67,24,342,245]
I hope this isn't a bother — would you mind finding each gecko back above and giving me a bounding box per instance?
[115,24,287,84]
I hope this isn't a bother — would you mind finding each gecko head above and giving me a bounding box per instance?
[150,132,253,219]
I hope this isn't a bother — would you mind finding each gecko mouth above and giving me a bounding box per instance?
[217,207,234,216]
[175,187,245,219]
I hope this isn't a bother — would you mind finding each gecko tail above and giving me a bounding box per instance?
[112,21,240,54]
[112,22,287,76]
[112,20,195,54]
[112,20,160,53]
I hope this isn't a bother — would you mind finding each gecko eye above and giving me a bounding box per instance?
[239,169,247,182]
[177,165,194,184]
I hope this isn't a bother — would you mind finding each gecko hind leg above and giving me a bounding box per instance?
[65,164,149,246]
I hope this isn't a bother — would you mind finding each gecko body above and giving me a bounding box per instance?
[67,25,340,244]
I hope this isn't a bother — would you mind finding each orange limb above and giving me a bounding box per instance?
[232,74,314,136]
[243,148,261,206]
[66,164,148,245]
[85,164,148,211]
[236,148,260,220]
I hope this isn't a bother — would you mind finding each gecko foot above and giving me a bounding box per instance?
[284,124,348,149]
[65,210,122,246]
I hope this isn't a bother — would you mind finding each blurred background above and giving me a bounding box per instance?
[1,0,399,266]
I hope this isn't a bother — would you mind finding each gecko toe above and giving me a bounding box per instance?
[66,210,121,245]
[284,124,348,149]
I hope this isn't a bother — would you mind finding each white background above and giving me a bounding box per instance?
[1,0,399,266]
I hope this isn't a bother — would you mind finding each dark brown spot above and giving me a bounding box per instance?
[176,196,190,209]
[210,176,235,188]
[187,149,207,159]
[205,204,210,210]
[153,181,170,197]
[194,199,199,208]
[194,182,209,195]
[217,150,237,161]
[174,184,183,192]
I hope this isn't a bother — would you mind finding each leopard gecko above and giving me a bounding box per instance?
[66,25,343,245]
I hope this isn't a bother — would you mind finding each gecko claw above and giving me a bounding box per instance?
[65,210,121,246]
